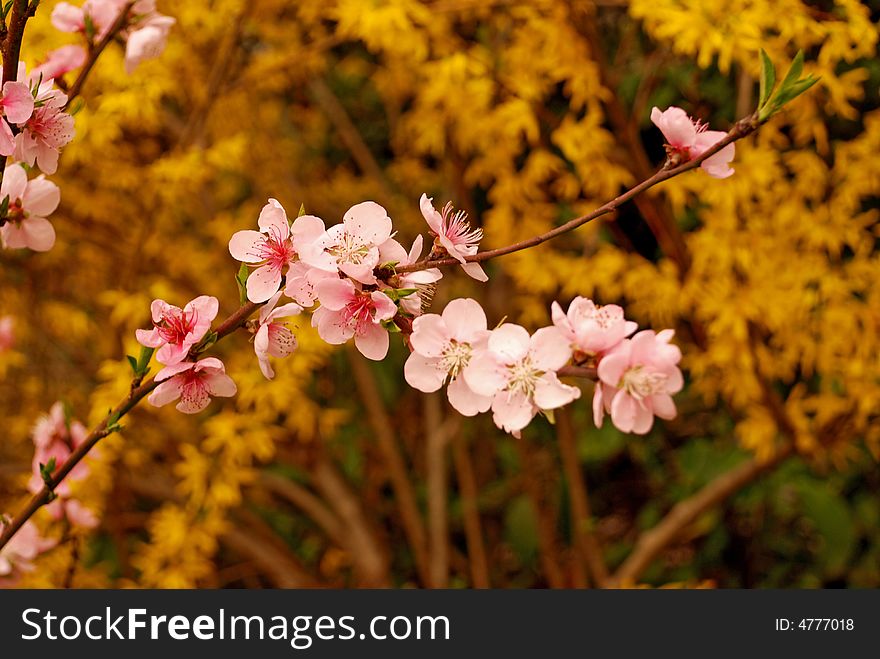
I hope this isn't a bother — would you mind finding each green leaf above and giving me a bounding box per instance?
[83,12,96,40]
[771,76,820,108]
[758,49,776,109]
[381,319,401,333]
[297,203,306,217]
[779,49,805,92]
[39,458,57,484]
[136,345,154,374]
[126,355,139,374]
[235,263,250,305]
[384,287,418,302]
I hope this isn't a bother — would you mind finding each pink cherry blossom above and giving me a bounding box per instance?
[0,163,59,252]
[0,316,13,352]
[254,291,301,379]
[0,80,34,156]
[229,198,325,303]
[148,357,237,414]
[650,106,735,179]
[593,329,683,435]
[311,277,397,360]
[419,194,487,282]
[28,402,90,499]
[51,0,125,38]
[125,14,175,73]
[551,297,637,358]
[14,85,75,175]
[31,45,87,82]
[135,295,219,365]
[301,201,393,285]
[404,298,492,416]
[283,260,337,307]
[465,324,580,436]
[378,234,442,317]
[0,520,56,579]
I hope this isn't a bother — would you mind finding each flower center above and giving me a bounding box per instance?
[329,232,371,265]
[255,226,296,269]
[505,356,541,398]
[156,308,197,344]
[440,202,483,247]
[620,365,668,400]
[440,340,472,378]
[343,293,375,332]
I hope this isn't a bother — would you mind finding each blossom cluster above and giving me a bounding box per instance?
[51,0,175,74]
[405,296,683,436]
[0,0,174,254]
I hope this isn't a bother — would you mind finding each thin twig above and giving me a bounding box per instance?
[346,348,432,586]
[450,432,490,588]
[63,1,136,110]
[556,407,610,587]
[396,114,758,274]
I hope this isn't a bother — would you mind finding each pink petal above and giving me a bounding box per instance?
[259,291,284,324]
[446,375,492,416]
[22,176,61,217]
[51,3,84,32]
[203,372,237,398]
[291,214,326,251]
[491,390,536,433]
[404,352,447,392]
[592,384,605,428]
[442,298,487,342]
[228,229,266,263]
[370,291,397,321]
[154,361,195,381]
[267,324,296,357]
[410,313,448,358]
[311,306,352,344]
[533,372,580,410]
[176,381,211,414]
[610,392,638,433]
[344,201,393,245]
[246,263,282,303]
[463,352,507,397]
[339,259,378,285]
[597,343,632,386]
[488,324,530,364]
[355,322,389,360]
[0,119,15,157]
[650,106,697,149]
[148,377,184,407]
[315,277,355,311]
[378,236,408,264]
[267,302,302,323]
[631,403,655,435]
[460,261,488,282]
[0,162,27,200]
[419,194,443,234]
[5,217,56,251]
[651,393,677,420]
[529,326,572,371]
[135,327,163,348]
[257,198,290,240]
[1,81,35,124]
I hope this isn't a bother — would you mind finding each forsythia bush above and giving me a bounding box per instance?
[0,0,878,588]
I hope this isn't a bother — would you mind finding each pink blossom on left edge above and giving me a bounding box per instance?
[0,520,56,583]
[28,402,98,529]
[0,79,34,156]
[0,163,60,252]
[148,357,237,414]
[135,295,219,365]
[0,316,13,352]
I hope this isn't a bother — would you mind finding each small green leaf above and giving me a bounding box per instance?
[126,355,139,374]
[384,287,418,302]
[381,319,402,333]
[236,263,250,305]
[194,330,219,353]
[297,203,306,217]
[136,345,154,374]
[758,49,776,109]
[779,49,805,91]
[39,458,57,484]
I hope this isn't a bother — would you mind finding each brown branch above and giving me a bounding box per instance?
[346,348,432,586]
[63,1,136,110]
[0,300,261,552]
[611,442,795,585]
[556,407,609,587]
[312,455,391,587]
[450,432,490,588]
[396,114,758,274]
[425,393,456,588]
